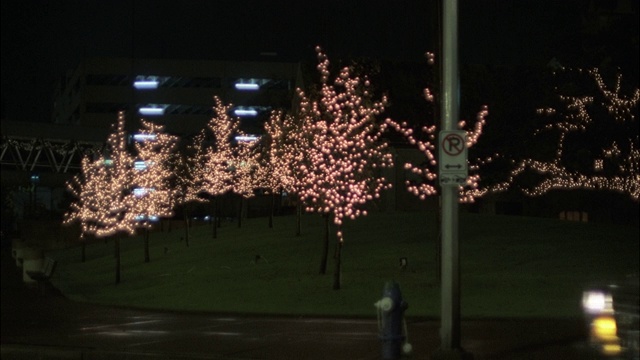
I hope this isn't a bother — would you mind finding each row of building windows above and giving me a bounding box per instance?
[84,103,270,117]
[85,75,291,90]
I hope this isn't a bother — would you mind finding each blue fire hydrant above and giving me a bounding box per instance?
[375,281,412,359]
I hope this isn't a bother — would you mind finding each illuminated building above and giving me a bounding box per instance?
[52,57,305,136]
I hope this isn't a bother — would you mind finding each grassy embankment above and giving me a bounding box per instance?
[49,212,639,318]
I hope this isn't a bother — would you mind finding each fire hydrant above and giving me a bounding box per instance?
[375,281,412,359]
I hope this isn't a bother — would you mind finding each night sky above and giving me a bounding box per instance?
[1,0,635,122]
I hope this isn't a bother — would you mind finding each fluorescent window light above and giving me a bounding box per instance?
[134,80,159,90]
[235,83,259,90]
[235,135,259,143]
[134,161,147,170]
[139,107,165,116]
[133,134,157,142]
[135,214,158,222]
[234,109,258,117]
[133,187,155,198]
[133,188,148,197]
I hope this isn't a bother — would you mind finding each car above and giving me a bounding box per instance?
[582,273,639,359]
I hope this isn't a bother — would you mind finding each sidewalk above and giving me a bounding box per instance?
[1,247,598,360]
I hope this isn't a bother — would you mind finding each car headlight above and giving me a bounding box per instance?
[582,290,614,315]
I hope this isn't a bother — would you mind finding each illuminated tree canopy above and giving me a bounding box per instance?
[64,111,137,238]
[132,120,178,229]
[298,47,393,236]
[386,52,491,203]
[491,67,640,201]
[297,47,393,289]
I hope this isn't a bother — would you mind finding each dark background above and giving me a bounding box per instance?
[1,0,637,122]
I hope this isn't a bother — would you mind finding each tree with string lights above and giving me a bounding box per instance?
[385,52,492,204]
[297,47,393,290]
[131,120,178,262]
[384,52,492,282]
[260,109,311,231]
[230,132,260,228]
[64,111,136,284]
[193,96,240,239]
[506,67,640,201]
[171,134,208,247]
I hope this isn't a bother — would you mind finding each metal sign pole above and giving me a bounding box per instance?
[436,0,465,357]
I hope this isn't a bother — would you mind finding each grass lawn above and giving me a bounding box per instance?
[49,211,639,319]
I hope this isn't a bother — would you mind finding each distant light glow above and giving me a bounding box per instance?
[139,107,165,116]
[234,83,259,90]
[134,80,159,90]
[234,109,258,117]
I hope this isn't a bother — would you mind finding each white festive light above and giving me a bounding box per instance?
[507,68,639,200]
[297,47,393,242]
[386,51,491,203]
[64,111,138,238]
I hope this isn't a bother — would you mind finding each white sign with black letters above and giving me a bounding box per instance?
[439,130,468,186]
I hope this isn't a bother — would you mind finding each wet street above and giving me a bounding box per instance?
[1,248,602,359]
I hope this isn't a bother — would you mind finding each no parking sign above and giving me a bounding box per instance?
[438,130,468,186]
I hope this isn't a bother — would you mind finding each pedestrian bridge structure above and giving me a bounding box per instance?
[1,121,108,187]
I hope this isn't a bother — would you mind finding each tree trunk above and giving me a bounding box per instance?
[183,212,190,247]
[144,228,150,263]
[216,198,222,228]
[237,197,243,228]
[296,202,302,237]
[332,227,343,290]
[436,195,442,284]
[269,192,275,228]
[115,236,121,284]
[212,197,218,239]
[319,213,329,275]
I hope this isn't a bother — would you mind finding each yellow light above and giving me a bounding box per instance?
[591,315,619,343]
[602,343,622,355]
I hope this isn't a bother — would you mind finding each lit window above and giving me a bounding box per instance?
[133,134,157,142]
[139,107,165,116]
[234,83,259,90]
[235,135,259,143]
[134,161,148,170]
[135,214,159,222]
[133,80,159,90]
[133,187,155,198]
[234,109,258,117]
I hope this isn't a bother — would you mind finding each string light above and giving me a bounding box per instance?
[467,67,640,201]
[385,50,491,203]
[260,110,311,197]
[296,47,393,243]
[131,120,178,229]
[64,112,138,238]
[192,96,260,201]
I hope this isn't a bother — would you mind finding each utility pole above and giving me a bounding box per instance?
[432,0,471,358]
